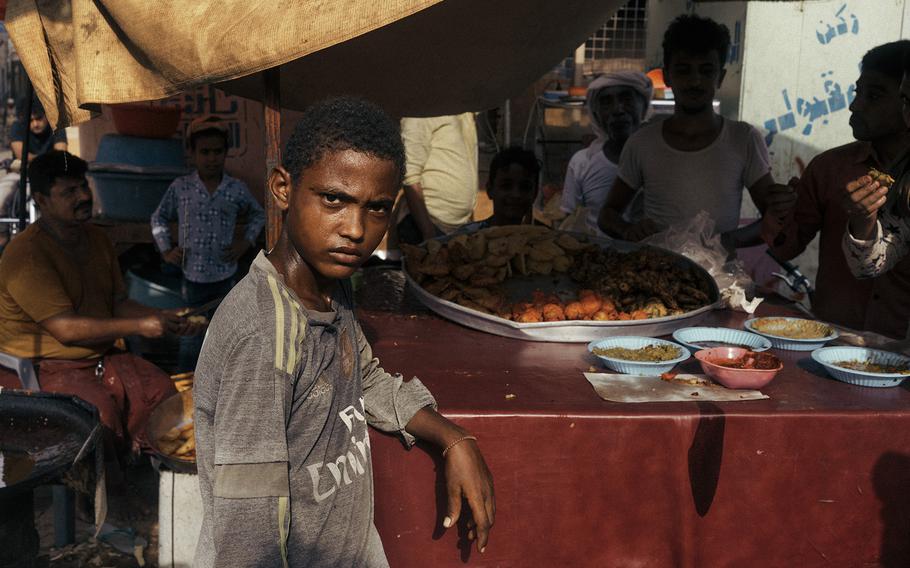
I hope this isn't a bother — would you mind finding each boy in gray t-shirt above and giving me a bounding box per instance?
[194,98,495,568]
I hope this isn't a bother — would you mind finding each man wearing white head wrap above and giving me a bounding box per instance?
[560,71,652,235]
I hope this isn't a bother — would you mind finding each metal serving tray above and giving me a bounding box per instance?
[403,235,721,343]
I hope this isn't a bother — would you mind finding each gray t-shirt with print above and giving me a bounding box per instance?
[193,251,436,567]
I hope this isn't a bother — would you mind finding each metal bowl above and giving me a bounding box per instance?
[145,389,196,474]
[404,236,720,343]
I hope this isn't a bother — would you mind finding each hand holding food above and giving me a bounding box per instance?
[764,180,799,220]
[843,171,891,239]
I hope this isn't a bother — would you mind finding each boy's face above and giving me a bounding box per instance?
[664,50,725,114]
[596,86,646,144]
[35,176,93,225]
[849,69,905,142]
[487,163,536,224]
[281,149,397,280]
[192,135,227,179]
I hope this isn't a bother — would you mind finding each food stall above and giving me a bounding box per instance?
[5,2,910,567]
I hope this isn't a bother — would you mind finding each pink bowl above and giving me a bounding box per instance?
[694,347,782,389]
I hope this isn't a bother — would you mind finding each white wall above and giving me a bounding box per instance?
[740,0,907,184]
[694,2,748,120]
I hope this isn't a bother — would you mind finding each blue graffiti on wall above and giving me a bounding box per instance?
[817,4,859,45]
[761,72,856,146]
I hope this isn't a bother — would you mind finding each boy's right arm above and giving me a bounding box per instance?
[762,167,823,261]
[196,330,292,567]
[151,183,180,261]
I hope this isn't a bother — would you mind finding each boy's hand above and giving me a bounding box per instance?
[764,178,799,220]
[443,438,495,553]
[843,175,888,240]
[222,240,251,262]
[621,218,664,241]
[137,313,168,338]
[162,309,207,336]
[403,408,495,554]
[162,247,184,266]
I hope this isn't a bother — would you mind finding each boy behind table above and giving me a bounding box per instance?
[460,146,540,232]
[762,41,910,339]
[597,15,794,250]
[193,98,495,567]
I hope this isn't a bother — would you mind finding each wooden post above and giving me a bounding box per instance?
[264,68,282,250]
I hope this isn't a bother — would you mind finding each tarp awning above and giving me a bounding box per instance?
[6,0,625,128]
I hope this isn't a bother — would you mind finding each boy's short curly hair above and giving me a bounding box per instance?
[284,97,405,187]
[662,15,731,69]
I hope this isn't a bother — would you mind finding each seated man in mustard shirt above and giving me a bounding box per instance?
[0,151,200,456]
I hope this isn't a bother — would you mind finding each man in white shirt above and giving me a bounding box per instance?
[560,71,652,236]
[598,15,795,251]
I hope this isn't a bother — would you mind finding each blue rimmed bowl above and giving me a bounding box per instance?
[672,327,772,354]
[811,347,910,388]
[744,317,838,351]
[587,336,689,375]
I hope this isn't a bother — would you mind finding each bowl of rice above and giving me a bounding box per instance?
[587,336,690,375]
[811,346,910,388]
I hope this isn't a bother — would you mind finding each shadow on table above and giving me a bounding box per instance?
[873,452,910,567]
[688,402,726,517]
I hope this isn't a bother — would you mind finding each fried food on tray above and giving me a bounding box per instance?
[869,168,895,189]
[403,226,715,322]
[157,420,196,460]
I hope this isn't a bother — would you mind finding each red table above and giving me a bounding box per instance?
[361,293,910,567]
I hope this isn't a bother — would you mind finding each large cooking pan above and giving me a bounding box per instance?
[145,389,196,474]
[403,234,721,342]
[0,391,100,496]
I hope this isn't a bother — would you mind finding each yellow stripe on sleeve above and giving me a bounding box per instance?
[277,496,290,568]
[267,274,285,371]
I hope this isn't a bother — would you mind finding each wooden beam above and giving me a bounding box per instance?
[264,68,282,250]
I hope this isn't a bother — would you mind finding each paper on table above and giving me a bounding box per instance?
[583,372,769,403]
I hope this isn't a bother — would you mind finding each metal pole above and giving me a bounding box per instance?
[17,80,33,232]
[263,68,282,251]
[503,99,511,147]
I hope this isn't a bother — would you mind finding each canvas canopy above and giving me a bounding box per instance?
[6,0,625,128]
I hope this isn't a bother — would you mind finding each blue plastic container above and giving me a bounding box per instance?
[95,134,185,169]
[88,171,179,221]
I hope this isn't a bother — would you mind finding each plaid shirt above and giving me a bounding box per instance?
[151,171,265,283]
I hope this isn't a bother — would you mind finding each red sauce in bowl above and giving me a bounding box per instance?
[709,351,780,370]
